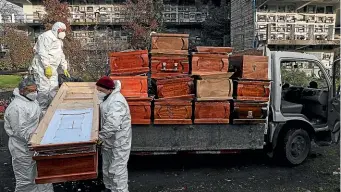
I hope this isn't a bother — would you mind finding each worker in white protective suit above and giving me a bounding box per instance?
[96,76,132,192]
[30,21,70,112]
[4,77,54,192]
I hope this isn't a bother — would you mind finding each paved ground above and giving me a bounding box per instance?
[0,143,339,192]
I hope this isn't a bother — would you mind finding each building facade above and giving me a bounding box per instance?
[2,0,213,49]
[230,0,340,71]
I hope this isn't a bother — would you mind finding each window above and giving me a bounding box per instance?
[281,60,328,89]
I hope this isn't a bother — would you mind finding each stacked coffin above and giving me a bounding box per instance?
[229,54,270,124]
[150,33,194,124]
[108,50,152,124]
[192,46,234,124]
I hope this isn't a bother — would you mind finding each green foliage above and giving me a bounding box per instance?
[0,75,21,89]
[281,68,309,87]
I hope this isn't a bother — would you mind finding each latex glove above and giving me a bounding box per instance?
[45,66,52,79]
[64,69,70,78]
[96,139,103,146]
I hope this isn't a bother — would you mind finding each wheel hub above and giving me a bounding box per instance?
[291,136,306,158]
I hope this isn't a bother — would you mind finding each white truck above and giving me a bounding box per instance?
[129,49,340,165]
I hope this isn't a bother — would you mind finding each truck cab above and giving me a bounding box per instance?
[266,50,340,165]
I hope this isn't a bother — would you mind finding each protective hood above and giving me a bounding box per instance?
[51,22,66,37]
[113,80,122,93]
[12,88,30,102]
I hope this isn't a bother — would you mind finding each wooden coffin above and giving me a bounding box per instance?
[196,73,233,101]
[152,75,194,99]
[194,101,230,124]
[108,50,149,75]
[192,53,229,74]
[233,101,268,124]
[234,80,270,101]
[29,82,99,184]
[229,55,268,80]
[151,53,189,75]
[196,46,233,54]
[154,99,192,124]
[109,76,148,98]
[151,33,189,52]
[127,97,152,124]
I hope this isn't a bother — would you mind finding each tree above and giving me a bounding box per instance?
[41,0,87,78]
[124,0,164,49]
[201,0,230,46]
[0,26,33,70]
[0,1,32,70]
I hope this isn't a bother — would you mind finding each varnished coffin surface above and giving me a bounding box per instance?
[127,97,152,124]
[196,46,233,54]
[29,83,100,183]
[34,150,98,184]
[194,101,230,124]
[196,73,233,100]
[229,55,268,80]
[109,76,148,98]
[233,101,268,124]
[192,53,229,74]
[234,80,270,101]
[152,75,194,99]
[151,53,189,75]
[108,50,149,75]
[154,99,192,124]
[151,33,189,51]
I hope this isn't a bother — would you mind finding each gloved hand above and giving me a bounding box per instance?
[96,139,103,146]
[45,66,52,79]
[64,69,70,78]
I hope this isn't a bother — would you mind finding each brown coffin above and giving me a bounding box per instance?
[154,99,192,124]
[108,50,149,75]
[152,75,194,99]
[151,33,189,51]
[127,97,152,124]
[192,53,229,74]
[233,101,268,124]
[229,55,268,80]
[196,46,233,54]
[234,80,270,101]
[151,53,189,75]
[34,150,98,184]
[196,73,233,101]
[194,101,230,124]
[109,76,148,98]
[29,83,100,184]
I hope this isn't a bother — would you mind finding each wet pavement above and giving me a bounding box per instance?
[0,143,339,192]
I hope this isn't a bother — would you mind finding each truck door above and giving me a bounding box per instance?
[329,59,340,143]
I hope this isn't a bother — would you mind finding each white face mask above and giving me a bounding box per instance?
[97,92,107,101]
[58,32,66,39]
[26,92,38,101]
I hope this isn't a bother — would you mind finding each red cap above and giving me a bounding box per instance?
[96,76,115,89]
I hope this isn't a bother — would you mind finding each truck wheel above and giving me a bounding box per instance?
[332,121,340,144]
[283,128,311,165]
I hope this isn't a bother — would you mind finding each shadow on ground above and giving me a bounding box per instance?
[1,143,339,192]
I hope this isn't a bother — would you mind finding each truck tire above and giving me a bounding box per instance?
[283,128,311,165]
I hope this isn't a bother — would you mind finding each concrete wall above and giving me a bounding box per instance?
[230,0,255,51]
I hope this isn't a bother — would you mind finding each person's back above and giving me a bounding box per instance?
[96,77,132,192]
[4,77,54,192]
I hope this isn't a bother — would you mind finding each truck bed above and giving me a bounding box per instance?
[131,124,265,152]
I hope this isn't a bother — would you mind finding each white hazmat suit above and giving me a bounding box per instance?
[30,22,68,112]
[99,80,132,192]
[4,88,54,192]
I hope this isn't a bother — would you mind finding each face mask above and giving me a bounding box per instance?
[58,32,66,39]
[97,92,107,101]
[26,92,38,101]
